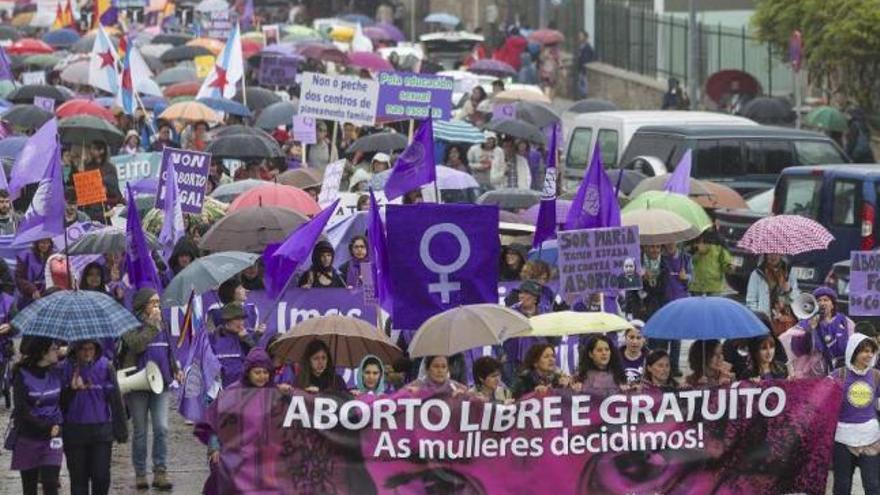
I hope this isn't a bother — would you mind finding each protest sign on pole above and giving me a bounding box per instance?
[557,225,642,297]
[258,56,298,87]
[33,96,55,112]
[317,159,346,208]
[299,72,379,127]
[21,71,45,85]
[72,169,108,206]
[292,114,317,145]
[194,55,216,79]
[261,24,280,45]
[156,147,211,215]
[849,250,880,315]
[112,152,162,189]
[201,378,840,495]
[493,102,516,121]
[203,10,233,39]
[386,203,500,329]
[376,71,453,120]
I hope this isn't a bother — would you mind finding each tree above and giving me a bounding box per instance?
[753,0,880,113]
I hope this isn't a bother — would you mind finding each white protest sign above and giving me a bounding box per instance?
[299,72,378,127]
[21,71,45,85]
[317,158,345,208]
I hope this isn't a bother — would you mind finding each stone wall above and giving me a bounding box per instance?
[584,62,666,109]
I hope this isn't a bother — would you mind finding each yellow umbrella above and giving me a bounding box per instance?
[187,37,225,55]
[494,89,551,103]
[159,101,220,123]
[330,25,354,42]
[527,311,632,338]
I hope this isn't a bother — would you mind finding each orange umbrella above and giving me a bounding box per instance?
[187,37,225,55]
[228,184,320,216]
[56,99,117,124]
[693,181,748,210]
[159,101,220,123]
[163,80,201,98]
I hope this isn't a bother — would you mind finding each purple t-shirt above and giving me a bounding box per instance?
[835,368,880,424]
[619,347,646,385]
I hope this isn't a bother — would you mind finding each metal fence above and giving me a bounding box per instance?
[594,0,792,98]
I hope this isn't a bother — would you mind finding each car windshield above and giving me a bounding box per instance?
[795,140,847,165]
[778,176,822,218]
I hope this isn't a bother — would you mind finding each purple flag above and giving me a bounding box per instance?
[158,163,184,261]
[367,190,392,313]
[565,143,621,230]
[532,125,558,248]
[386,203,499,329]
[241,0,254,30]
[13,145,64,247]
[125,185,162,291]
[9,119,58,201]
[178,322,221,423]
[0,46,12,82]
[383,118,436,201]
[664,149,693,195]
[265,199,340,298]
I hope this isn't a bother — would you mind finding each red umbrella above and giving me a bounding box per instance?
[163,80,201,98]
[349,52,393,71]
[528,29,564,45]
[704,70,762,105]
[56,99,117,123]
[296,43,349,65]
[7,38,54,55]
[241,39,262,58]
[228,184,321,216]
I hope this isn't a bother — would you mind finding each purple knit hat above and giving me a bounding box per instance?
[812,286,837,303]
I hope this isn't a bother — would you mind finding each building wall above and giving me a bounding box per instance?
[585,62,667,109]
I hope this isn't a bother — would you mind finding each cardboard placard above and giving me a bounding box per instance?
[72,169,108,206]
[292,114,317,144]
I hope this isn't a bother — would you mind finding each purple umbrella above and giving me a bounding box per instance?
[377,22,405,43]
[258,42,307,58]
[522,199,572,224]
[349,52,394,71]
[363,26,393,42]
[469,59,516,78]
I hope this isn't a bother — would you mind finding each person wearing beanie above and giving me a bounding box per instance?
[297,241,345,289]
[119,288,181,491]
[209,303,255,387]
[790,286,855,373]
[121,130,141,155]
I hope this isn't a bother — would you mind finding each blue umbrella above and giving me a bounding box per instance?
[197,97,252,117]
[424,12,460,26]
[643,296,769,340]
[339,14,375,26]
[42,28,81,49]
[12,290,142,340]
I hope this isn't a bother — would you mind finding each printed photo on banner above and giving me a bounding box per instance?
[155,147,211,215]
[261,24,280,45]
[558,225,643,296]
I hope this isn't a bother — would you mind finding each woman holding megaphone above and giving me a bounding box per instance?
[789,287,855,374]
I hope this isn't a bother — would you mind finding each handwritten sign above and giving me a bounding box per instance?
[292,114,316,144]
[156,147,211,215]
[376,71,453,120]
[849,250,880,316]
[72,169,108,206]
[299,72,378,127]
[557,225,643,296]
[317,158,345,208]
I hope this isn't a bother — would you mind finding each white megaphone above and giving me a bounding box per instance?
[791,292,819,321]
[117,361,164,395]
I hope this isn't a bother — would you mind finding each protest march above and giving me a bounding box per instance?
[0,1,875,495]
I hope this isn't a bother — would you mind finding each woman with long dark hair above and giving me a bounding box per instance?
[577,335,627,393]
[15,239,54,310]
[748,335,789,381]
[511,343,572,399]
[295,339,346,393]
[685,339,734,388]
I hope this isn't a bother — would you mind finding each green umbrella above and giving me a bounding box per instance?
[59,115,125,148]
[0,80,14,98]
[805,106,848,133]
[283,24,323,38]
[23,54,60,69]
[622,190,712,233]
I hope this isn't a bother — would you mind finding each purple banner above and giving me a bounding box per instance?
[199,378,840,495]
[376,71,453,120]
[258,55,298,87]
[156,147,211,215]
[386,204,499,329]
[558,226,642,296]
[849,250,880,315]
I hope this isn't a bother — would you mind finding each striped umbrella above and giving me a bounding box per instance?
[433,119,486,143]
[737,214,834,255]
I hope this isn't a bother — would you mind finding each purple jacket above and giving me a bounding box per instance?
[14,365,63,439]
[663,251,692,301]
[793,313,853,370]
[210,328,255,387]
[61,357,115,424]
[15,250,48,308]
[138,327,176,386]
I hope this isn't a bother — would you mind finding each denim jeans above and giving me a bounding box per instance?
[833,441,880,495]
[126,390,169,476]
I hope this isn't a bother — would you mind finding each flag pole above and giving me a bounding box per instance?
[238,23,248,111]
[133,90,157,136]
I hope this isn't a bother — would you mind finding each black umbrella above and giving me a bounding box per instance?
[515,101,560,128]
[476,188,541,210]
[1,104,53,129]
[210,124,276,141]
[568,98,618,114]
[59,115,125,147]
[0,26,21,42]
[160,45,213,63]
[7,84,69,104]
[739,97,795,125]
[155,66,199,86]
[347,132,407,153]
[606,169,647,196]
[141,54,165,74]
[233,87,282,112]
[70,33,118,54]
[484,119,546,144]
[151,33,193,46]
[206,133,283,159]
[254,100,299,130]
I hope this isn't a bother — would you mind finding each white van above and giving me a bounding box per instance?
[562,111,756,191]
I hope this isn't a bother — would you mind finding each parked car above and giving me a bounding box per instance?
[717,164,880,294]
[619,125,849,196]
[561,111,755,192]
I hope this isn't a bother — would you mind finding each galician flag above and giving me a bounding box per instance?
[87,25,118,94]
[196,23,243,100]
[116,37,135,116]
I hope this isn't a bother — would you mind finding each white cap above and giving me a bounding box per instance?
[484,131,497,141]
[629,319,645,329]
[373,152,391,163]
